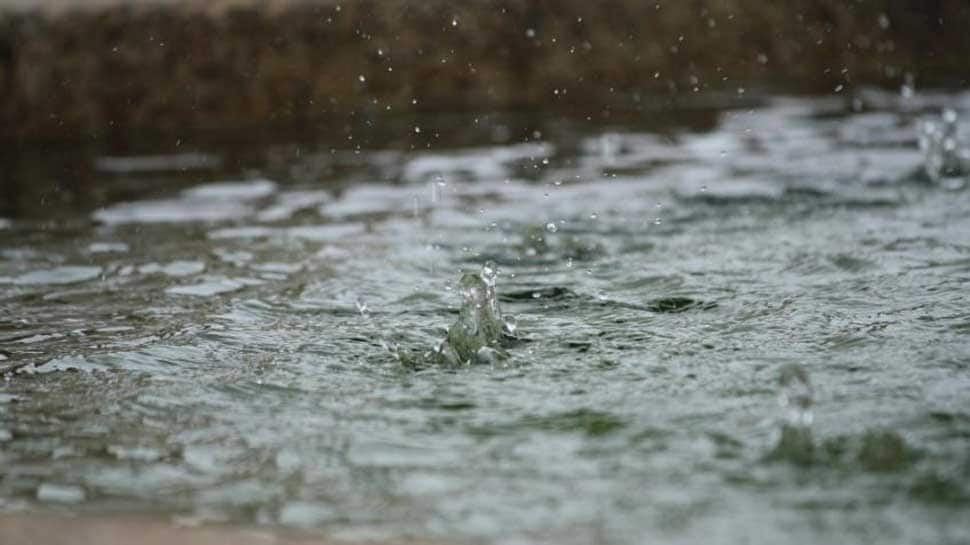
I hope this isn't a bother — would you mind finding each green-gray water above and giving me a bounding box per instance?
[2,92,969,544]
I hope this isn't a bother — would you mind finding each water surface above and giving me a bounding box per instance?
[1,91,969,544]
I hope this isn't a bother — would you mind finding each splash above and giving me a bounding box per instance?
[768,364,815,465]
[433,262,518,366]
[919,109,968,188]
[378,262,518,368]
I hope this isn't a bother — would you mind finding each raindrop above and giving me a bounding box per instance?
[358,75,366,82]
[545,222,558,233]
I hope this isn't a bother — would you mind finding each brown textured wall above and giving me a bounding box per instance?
[1,0,969,141]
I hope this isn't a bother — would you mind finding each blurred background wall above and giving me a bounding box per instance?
[1,0,968,140]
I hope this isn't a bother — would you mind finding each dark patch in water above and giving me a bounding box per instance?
[472,409,626,438]
[909,472,970,505]
[500,287,575,302]
[646,297,717,313]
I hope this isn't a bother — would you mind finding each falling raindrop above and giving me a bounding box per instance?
[545,222,558,233]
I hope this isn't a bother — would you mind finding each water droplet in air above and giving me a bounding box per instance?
[481,261,498,286]
[452,18,458,27]
[358,75,366,82]
[502,315,518,336]
[589,212,599,220]
[545,222,558,233]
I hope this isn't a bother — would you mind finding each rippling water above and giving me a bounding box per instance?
[2,92,970,544]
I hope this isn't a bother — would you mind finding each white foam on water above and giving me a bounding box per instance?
[2,266,102,286]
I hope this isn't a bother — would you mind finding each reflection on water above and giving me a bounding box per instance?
[1,91,970,544]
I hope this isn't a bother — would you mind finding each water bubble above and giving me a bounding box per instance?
[545,222,558,233]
